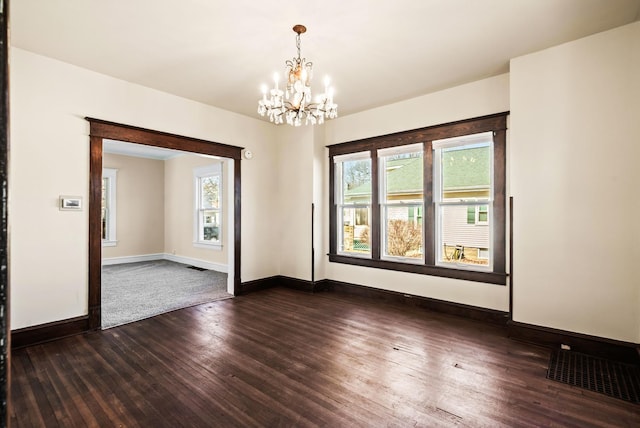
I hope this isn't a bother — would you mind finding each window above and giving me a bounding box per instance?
[379,144,424,261]
[433,132,492,270]
[101,168,117,246]
[329,113,507,285]
[467,205,489,225]
[194,163,222,247]
[334,152,372,256]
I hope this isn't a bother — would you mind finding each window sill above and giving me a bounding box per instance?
[102,240,117,247]
[436,261,492,273]
[328,253,507,285]
[193,242,222,251]
[381,255,425,264]
[336,251,371,259]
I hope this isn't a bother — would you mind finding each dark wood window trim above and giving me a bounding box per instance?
[328,112,509,285]
[86,118,243,330]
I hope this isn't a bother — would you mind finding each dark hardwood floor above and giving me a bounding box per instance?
[11,287,640,427]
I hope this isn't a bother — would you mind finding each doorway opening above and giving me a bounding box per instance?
[87,118,243,331]
[100,141,235,328]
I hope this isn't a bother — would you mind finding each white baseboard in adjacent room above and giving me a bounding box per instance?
[102,253,228,274]
[102,253,165,266]
[163,253,228,274]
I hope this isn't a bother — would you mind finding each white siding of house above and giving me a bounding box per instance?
[441,205,489,248]
[387,206,408,221]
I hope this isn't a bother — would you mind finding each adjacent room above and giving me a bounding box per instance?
[1,0,639,426]
[101,141,233,328]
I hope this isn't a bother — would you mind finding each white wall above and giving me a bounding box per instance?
[9,47,279,329]
[276,126,315,280]
[325,74,510,145]
[510,22,640,342]
[312,125,327,282]
[320,74,511,312]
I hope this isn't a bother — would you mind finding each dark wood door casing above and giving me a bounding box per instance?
[1,0,10,424]
[86,118,243,331]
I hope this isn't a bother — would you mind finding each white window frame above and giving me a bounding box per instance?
[433,132,493,271]
[102,168,117,247]
[378,143,424,263]
[193,163,223,249]
[334,151,372,258]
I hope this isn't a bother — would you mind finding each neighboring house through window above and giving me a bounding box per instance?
[329,113,507,284]
[194,163,222,248]
[102,168,117,246]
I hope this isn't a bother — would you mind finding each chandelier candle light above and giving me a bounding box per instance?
[258,25,338,126]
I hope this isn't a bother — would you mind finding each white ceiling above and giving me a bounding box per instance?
[103,140,187,160]
[11,0,640,121]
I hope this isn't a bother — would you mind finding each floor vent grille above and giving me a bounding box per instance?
[547,349,640,404]
[186,266,207,272]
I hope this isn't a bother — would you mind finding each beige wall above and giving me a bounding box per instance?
[510,22,640,342]
[164,154,227,268]
[102,153,165,259]
[10,47,279,329]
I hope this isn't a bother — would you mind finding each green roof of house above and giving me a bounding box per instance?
[344,146,489,198]
[386,157,424,194]
[442,146,490,190]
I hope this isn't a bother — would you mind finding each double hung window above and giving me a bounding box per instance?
[334,152,372,256]
[101,168,117,246]
[329,113,507,284]
[433,132,493,270]
[194,163,222,247]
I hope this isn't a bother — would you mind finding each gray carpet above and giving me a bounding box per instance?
[101,259,232,329]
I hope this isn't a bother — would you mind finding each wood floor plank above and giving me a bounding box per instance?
[10,287,640,427]
[10,352,49,428]
[26,344,97,428]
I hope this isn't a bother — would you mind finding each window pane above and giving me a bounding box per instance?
[466,206,475,224]
[478,205,489,223]
[342,159,371,204]
[384,205,423,259]
[201,176,220,209]
[383,151,423,203]
[439,204,490,267]
[201,210,220,241]
[101,177,108,240]
[340,207,370,254]
[441,143,491,201]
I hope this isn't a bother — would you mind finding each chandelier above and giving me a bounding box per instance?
[258,25,338,126]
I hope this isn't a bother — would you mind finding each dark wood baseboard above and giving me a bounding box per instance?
[11,316,89,349]
[278,276,315,292]
[312,279,331,292]
[508,321,640,364]
[239,276,279,295]
[241,276,329,294]
[323,279,509,326]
